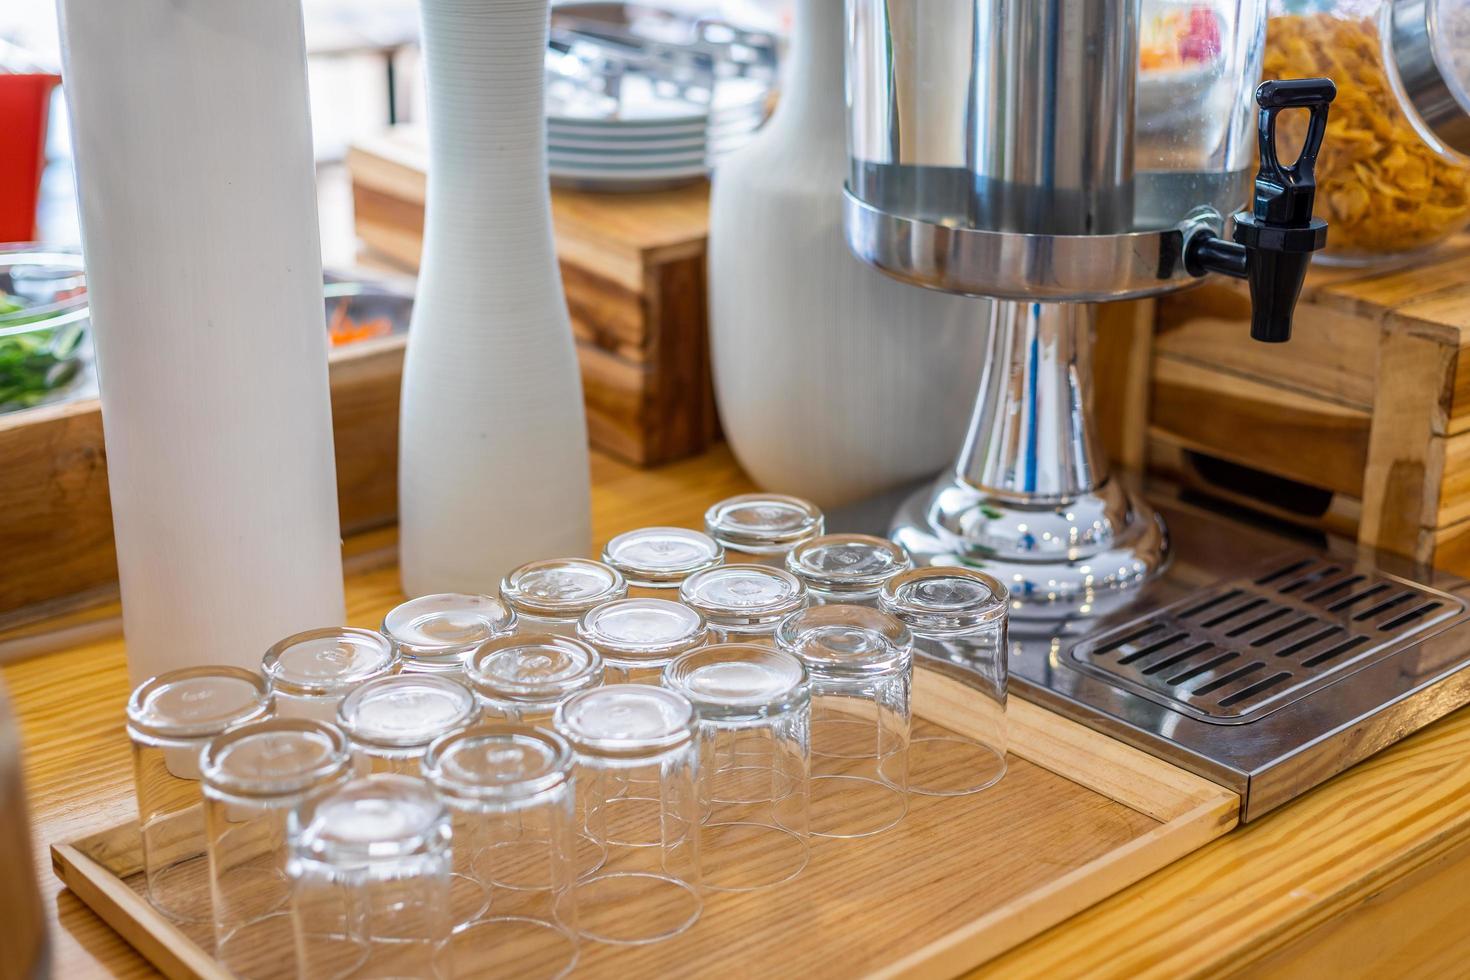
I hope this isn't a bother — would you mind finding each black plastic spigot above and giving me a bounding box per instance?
[1185,78,1337,343]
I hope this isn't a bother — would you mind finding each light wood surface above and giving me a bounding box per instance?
[50,667,1234,979]
[9,446,1470,978]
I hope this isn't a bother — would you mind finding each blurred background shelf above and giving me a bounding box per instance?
[350,125,719,466]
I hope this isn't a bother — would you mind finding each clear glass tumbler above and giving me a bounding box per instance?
[464,634,604,723]
[423,725,580,980]
[382,593,517,674]
[501,558,629,637]
[786,533,913,607]
[679,564,808,643]
[289,774,452,980]
[201,718,352,979]
[601,526,724,592]
[262,627,399,723]
[880,567,1008,796]
[663,644,810,891]
[577,598,709,684]
[127,666,273,923]
[554,685,701,945]
[704,493,824,567]
[775,604,912,838]
[337,673,486,926]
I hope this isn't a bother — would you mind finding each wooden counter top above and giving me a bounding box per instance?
[6,446,1470,978]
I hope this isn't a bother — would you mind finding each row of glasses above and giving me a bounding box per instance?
[124,490,1007,977]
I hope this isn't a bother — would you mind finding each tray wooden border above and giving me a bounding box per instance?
[52,669,1238,980]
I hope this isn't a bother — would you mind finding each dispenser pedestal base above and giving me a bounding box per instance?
[891,474,1169,622]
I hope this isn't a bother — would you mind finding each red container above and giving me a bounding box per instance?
[0,73,61,242]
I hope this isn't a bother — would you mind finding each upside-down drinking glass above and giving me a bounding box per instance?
[776,604,912,838]
[663,643,810,891]
[880,566,1008,796]
[127,666,273,923]
[201,718,352,979]
[554,685,702,945]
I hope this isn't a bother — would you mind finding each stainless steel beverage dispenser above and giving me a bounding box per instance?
[845,0,1332,620]
[837,0,1470,819]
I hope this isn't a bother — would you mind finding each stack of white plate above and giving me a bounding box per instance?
[545,3,777,192]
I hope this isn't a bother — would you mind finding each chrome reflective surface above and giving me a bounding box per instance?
[835,482,1470,821]
[1390,0,1470,156]
[843,191,1224,301]
[890,302,1169,617]
[845,0,1264,239]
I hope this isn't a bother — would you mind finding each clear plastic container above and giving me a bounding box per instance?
[502,558,629,636]
[663,643,810,891]
[423,725,580,979]
[880,567,1009,797]
[576,598,710,683]
[288,774,452,979]
[464,634,604,723]
[601,526,725,590]
[679,564,808,643]
[126,666,273,923]
[775,604,912,838]
[704,493,825,566]
[786,533,913,607]
[262,627,398,723]
[1265,0,1470,264]
[554,685,702,945]
[382,593,517,674]
[200,719,352,979]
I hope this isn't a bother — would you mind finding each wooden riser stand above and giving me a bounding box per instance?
[1103,241,1470,576]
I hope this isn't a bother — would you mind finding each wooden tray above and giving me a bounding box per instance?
[51,668,1238,979]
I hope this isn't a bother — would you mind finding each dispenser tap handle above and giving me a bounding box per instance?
[1184,77,1335,344]
[1253,78,1336,227]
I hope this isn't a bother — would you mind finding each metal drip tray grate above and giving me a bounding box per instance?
[1069,554,1470,724]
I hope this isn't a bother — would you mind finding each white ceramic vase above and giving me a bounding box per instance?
[707,0,987,508]
[400,0,592,596]
[57,0,347,685]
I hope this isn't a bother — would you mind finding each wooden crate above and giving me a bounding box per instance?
[0,337,403,626]
[51,667,1237,979]
[348,126,718,467]
[1125,242,1470,574]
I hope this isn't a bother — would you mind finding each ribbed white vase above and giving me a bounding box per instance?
[400,0,592,596]
[57,0,346,686]
[708,0,987,508]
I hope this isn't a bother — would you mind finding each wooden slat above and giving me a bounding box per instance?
[1310,241,1470,323]
[1146,431,1364,540]
[917,670,1229,824]
[52,845,228,980]
[1156,281,1379,408]
[1359,329,1456,558]
[1093,299,1155,472]
[1149,356,1373,497]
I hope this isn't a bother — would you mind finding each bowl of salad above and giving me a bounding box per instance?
[0,245,90,413]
